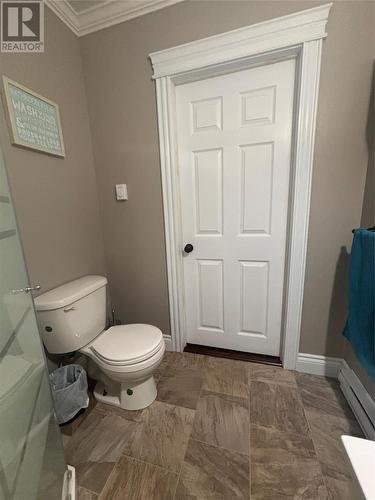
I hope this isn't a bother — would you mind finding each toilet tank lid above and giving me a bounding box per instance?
[34,275,107,311]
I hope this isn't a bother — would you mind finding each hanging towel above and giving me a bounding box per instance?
[343,228,375,381]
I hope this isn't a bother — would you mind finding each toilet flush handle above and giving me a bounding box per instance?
[64,306,76,312]
[12,285,41,294]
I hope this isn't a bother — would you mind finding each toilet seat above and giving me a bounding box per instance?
[88,324,164,367]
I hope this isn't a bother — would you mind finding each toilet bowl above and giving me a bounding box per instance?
[34,276,165,410]
[81,323,165,410]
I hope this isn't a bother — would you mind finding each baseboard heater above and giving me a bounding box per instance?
[339,361,375,440]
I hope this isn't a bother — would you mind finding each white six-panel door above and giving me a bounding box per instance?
[176,59,295,356]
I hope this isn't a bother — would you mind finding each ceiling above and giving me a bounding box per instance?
[45,0,184,36]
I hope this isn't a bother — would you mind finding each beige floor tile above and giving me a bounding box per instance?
[99,456,178,500]
[62,433,71,448]
[175,438,249,499]
[154,352,173,380]
[167,352,207,370]
[74,461,115,495]
[124,400,195,472]
[298,377,362,500]
[95,401,145,422]
[306,408,363,469]
[248,363,297,387]
[296,372,338,393]
[251,460,329,499]
[205,355,250,370]
[250,424,316,464]
[157,366,203,409]
[79,486,98,499]
[61,353,357,499]
[65,408,138,494]
[250,381,309,435]
[307,406,363,438]
[319,466,355,500]
[192,390,249,455]
[202,356,249,398]
[296,372,355,420]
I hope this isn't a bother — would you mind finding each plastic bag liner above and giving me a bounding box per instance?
[49,364,89,425]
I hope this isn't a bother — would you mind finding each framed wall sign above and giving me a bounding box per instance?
[2,77,65,158]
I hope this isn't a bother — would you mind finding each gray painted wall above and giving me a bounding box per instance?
[80,0,374,357]
[0,8,106,294]
[0,1,372,360]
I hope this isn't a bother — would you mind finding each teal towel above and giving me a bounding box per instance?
[343,228,375,381]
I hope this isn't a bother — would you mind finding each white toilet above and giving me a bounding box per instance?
[34,275,165,410]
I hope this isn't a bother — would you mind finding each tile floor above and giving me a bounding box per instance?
[61,352,363,499]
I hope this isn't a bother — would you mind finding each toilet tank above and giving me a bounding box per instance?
[34,275,108,354]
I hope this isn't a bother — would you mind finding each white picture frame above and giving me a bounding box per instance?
[2,76,65,158]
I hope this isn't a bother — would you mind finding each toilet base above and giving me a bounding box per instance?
[93,376,157,411]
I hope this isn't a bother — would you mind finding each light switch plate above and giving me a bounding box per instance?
[115,184,128,201]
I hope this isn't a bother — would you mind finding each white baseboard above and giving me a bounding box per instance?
[339,361,375,440]
[163,335,174,351]
[296,353,342,378]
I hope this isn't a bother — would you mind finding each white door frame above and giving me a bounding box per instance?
[149,3,332,369]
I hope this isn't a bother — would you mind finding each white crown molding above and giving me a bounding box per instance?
[45,0,80,36]
[150,3,332,78]
[78,0,184,36]
[45,0,184,37]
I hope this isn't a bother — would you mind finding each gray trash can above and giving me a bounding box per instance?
[49,364,89,424]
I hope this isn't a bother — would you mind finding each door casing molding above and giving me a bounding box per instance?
[149,3,332,369]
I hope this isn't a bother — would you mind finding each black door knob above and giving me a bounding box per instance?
[184,243,194,253]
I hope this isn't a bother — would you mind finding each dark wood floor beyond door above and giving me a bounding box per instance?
[184,343,282,366]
